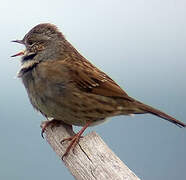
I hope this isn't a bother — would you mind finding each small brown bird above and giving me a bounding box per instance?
[12,23,185,158]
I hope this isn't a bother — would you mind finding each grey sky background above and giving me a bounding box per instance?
[1,0,186,179]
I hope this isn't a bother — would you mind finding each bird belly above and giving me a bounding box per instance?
[21,68,135,127]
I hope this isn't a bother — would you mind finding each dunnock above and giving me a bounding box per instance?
[12,23,185,158]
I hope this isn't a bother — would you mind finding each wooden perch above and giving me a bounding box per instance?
[41,121,141,180]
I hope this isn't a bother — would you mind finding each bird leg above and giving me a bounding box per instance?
[61,121,91,159]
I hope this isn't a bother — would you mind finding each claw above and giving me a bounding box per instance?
[40,119,60,138]
[61,121,91,160]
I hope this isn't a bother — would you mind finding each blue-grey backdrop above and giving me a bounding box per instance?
[1,0,186,179]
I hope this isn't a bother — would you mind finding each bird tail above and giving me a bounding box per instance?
[134,100,185,128]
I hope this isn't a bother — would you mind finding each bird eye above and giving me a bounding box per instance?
[27,40,33,46]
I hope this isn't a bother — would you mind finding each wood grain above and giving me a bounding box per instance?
[41,121,141,180]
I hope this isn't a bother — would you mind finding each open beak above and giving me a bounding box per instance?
[11,51,25,57]
[11,40,24,44]
[11,39,25,57]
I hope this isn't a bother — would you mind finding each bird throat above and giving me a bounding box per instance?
[17,55,40,77]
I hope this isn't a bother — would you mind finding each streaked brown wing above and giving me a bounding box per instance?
[62,60,134,101]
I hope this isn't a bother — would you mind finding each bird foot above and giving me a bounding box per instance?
[61,121,91,160]
[41,119,61,138]
[61,133,83,159]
